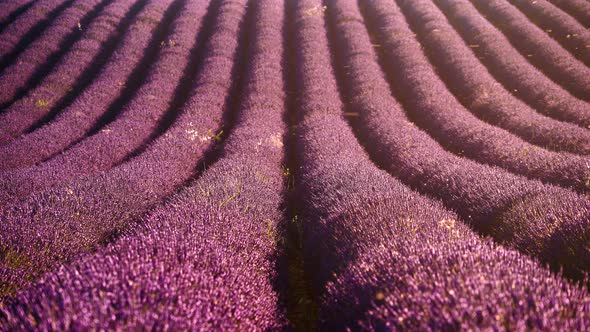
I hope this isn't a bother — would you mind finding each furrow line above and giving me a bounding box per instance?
[0,0,73,68]
[342,0,590,282]
[0,0,174,170]
[398,0,590,155]
[0,0,33,22]
[0,0,143,145]
[0,0,187,206]
[547,0,590,28]
[360,0,590,193]
[469,0,590,100]
[508,0,590,66]
[0,0,290,328]
[290,0,590,329]
[0,0,249,299]
[435,0,590,129]
[0,0,113,110]
[279,1,318,330]
[0,0,35,34]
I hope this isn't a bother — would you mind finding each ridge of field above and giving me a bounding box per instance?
[0,0,589,330]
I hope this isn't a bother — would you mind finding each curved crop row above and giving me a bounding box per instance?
[0,0,109,109]
[508,0,590,66]
[469,0,590,100]
[358,0,590,193]
[333,0,590,282]
[400,0,590,156]
[0,0,33,21]
[292,0,590,329]
[0,0,249,299]
[0,0,288,328]
[0,0,180,184]
[0,0,140,146]
[0,0,72,64]
[0,0,35,31]
[435,0,590,128]
[1,206,285,330]
[322,222,590,331]
[0,0,172,171]
[547,0,590,28]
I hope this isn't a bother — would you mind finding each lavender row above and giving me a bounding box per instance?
[293,0,455,305]
[322,219,590,330]
[547,0,590,27]
[0,0,139,145]
[0,0,288,321]
[0,0,169,171]
[0,0,186,202]
[293,0,590,329]
[469,0,590,100]
[400,0,590,155]
[508,0,590,65]
[363,0,590,193]
[434,0,590,128]
[0,0,34,28]
[0,0,32,21]
[0,0,287,325]
[0,0,71,60]
[342,0,590,281]
[1,205,286,329]
[0,0,248,299]
[0,0,107,109]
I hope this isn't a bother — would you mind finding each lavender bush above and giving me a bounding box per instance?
[435,0,590,127]
[469,0,590,100]
[0,0,588,329]
[547,0,590,27]
[508,0,589,65]
[290,0,590,329]
[0,0,140,144]
[1,0,288,328]
[0,0,108,114]
[399,0,590,155]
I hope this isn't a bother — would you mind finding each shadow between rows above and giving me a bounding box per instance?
[0,0,38,35]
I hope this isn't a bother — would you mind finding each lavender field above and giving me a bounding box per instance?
[0,0,589,330]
